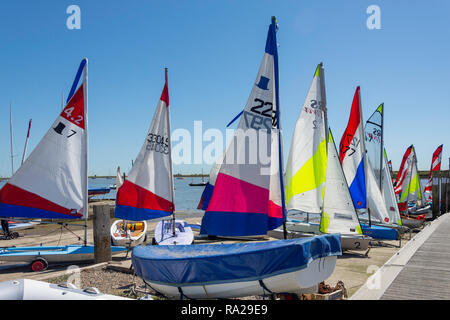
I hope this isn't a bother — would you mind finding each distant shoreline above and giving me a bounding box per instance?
[0,174,208,181]
[1,171,447,181]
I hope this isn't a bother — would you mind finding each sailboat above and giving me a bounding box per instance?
[339,87,397,241]
[363,104,406,233]
[280,64,369,251]
[188,168,207,187]
[423,144,443,204]
[132,17,341,299]
[397,145,430,216]
[114,68,193,246]
[0,59,127,271]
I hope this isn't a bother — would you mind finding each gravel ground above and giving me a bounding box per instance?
[45,266,269,300]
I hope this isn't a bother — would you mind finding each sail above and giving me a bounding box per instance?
[116,166,123,189]
[364,104,383,189]
[382,149,402,225]
[0,59,88,219]
[320,130,362,235]
[285,64,327,214]
[339,87,366,209]
[394,145,413,195]
[115,69,174,221]
[424,144,443,202]
[398,146,421,204]
[197,152,224,210]
[200,17,285,236]
[366,159,391,223]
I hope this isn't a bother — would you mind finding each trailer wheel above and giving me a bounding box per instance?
[31,258,48,272]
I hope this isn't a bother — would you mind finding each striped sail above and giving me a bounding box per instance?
[424,144,443,202]
[320,129,362,235]
[0,59,88,219]
[399,146,422,204]
[382,149,402,225]
[115,69,174,221]
[394,145,413,196]
[200,17,285,236]
[364,104,383,189]
[285,64,327,214]
[339,87,366,209]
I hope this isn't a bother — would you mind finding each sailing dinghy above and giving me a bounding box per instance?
[339,88,397,241]
[133,17,340,299]
[398,145,430,216]
[0,59,127,271]
[423,145,443,205]
[363,105,407,233]
[276,64,369,251]
[115,69,192,246]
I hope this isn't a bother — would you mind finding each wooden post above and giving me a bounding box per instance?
[441,176,447,215]
[446,175,450,214]
[93,205,111,263]
[432,175,440,219]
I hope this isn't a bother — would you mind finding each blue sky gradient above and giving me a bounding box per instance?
[0,0,449,176]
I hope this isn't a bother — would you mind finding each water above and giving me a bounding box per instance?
[0,177,206,213]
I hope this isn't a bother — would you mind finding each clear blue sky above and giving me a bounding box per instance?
[1,0,449,177]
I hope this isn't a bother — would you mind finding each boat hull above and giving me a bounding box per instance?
[361,224,398,240]
[154,219,194,245]
[401,217,425,229]
[0,279,131,300]
[273,225,371,252]
[340,234,370,251]
[0,245,127,264]
[145,256,337,299]
[110,220,147,247]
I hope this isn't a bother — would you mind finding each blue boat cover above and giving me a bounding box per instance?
[132,234,341,287]
[361,224,398,240]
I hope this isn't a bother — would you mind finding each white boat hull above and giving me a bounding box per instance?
[145,255,337,299]
[154,219,194,245]
[110,220,147,247]
[0,279,131,300]
[285,221,320,234]
[340,234,371,251]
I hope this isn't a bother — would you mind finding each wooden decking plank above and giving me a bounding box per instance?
[380,213,450,300]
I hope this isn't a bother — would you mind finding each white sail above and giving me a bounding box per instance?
[285,64,327,214]
[366,159,391,224]
[321,130,362,235]
[381,149,402,225]
[116,166,123,189]
[115,69,174,221]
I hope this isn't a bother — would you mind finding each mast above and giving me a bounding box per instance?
[21,119,32,165]
[164,68,176,236]
[83,58,89,246]
[318,63,328,230]
[270,16,287,239]
[379,103,384,189]
[358,89,371,227]
[10,103,14,176]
